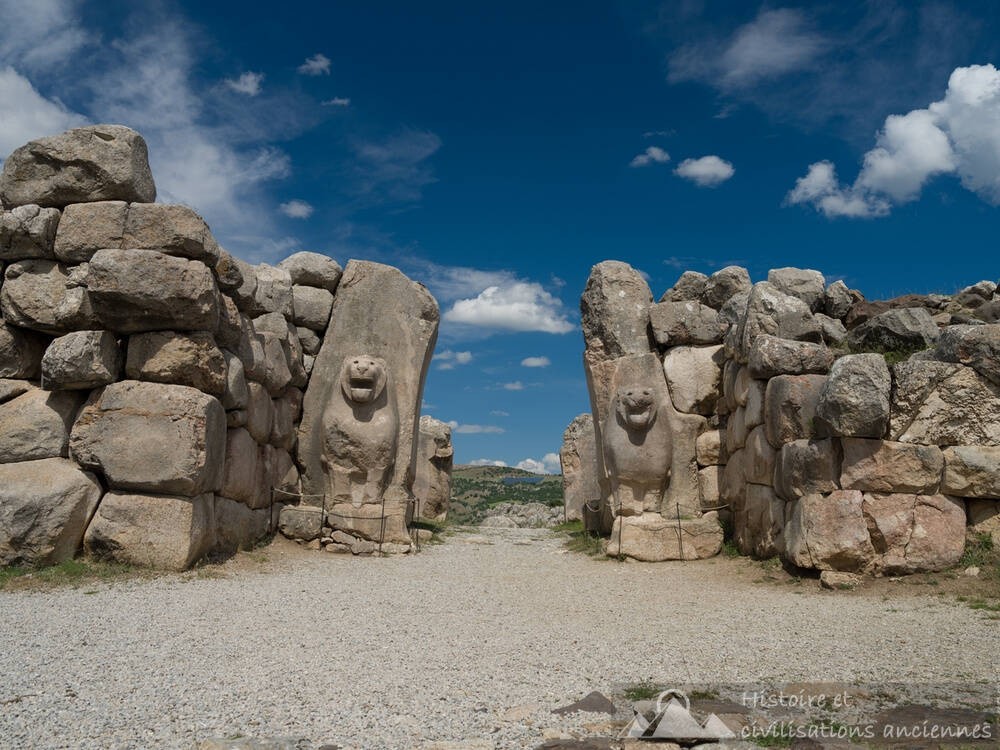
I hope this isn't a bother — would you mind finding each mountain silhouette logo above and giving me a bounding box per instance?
[622,689,737,741]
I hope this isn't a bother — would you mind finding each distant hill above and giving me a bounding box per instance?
[448,465,564,525]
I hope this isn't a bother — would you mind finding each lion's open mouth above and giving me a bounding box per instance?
[624,404,653,428]
[349,374,376,402]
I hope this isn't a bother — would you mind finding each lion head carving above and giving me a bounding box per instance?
[340,354,388,405]
[615,385,657,431]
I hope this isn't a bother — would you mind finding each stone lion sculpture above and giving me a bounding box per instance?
[603,384,673,516]
[321,354,399,507]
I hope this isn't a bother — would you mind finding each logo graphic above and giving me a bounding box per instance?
[622,689,737,741]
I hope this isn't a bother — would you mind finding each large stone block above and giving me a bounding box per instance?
[122,203,220,263]
[662,344,724,414]
[862,493,965,573]
[764,375,827,448]
[823,280,856,319]
[0,204,59,260]
[660,270,707,302]
[0,387,84,463]
[891,360,1000,446]
[744,425,776,486]
[277,504,323,541]
[70,380,226,496]
[253,311,306,391]
[0,321,46,378]
[414,415,454,521]
[125,330,226,396]
[767,267,825,312]
[784,491,875,572]
[840,439,943,494]
[815,354,890,438]
[932,323,1000,386]
[84,491,214,571]
[747,334,833,378]
[695,429,725,466]
[326,501,411,544]
[221,351,249,410]
[737,281,823,361]
[1,259,94,333]
[701,266,751,310]
[0,458,102,565]
[774,439,840,500]
[847,307,940,353]
[941,446,1000,498]
[580,260,653,361]
[220,428,270,509]
[736,483,785,558]
[214,496,271,553]
[649,300,726,346]
[41,330,121,390]
[249,263,293,317]
[52,201,127,263]
[607,512,723,560]
[291,285,334,330]
[278,251,343,293]
[0,379,31,404]
[85,249,220,333]
[0,125,155,208]
[698,465,722,509]
[245,381,274,444]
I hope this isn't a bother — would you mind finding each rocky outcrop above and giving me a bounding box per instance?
[413,416,453,521]
[560,413,599,523]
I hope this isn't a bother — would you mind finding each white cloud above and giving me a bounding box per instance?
[515,453,561,474]
[629,145,670,167]
[279,199,314,219]
[0,0,90,74]
[298,53,331,76]
[444,282,574,334]
[446,421,505,435]
[788,64,1000,218]
[0,66,87,159]
[469,459,508,467]
[433,349,473,370]
[503,381,524,391]
[225,71,264,96]
[521,356,550,368]
[353,130,441,204]
[322,97,350,107]
[674,155,735,187]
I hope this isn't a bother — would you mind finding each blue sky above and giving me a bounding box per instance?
[1,1,999,471]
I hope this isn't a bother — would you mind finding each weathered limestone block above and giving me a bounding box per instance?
[968,500,1000,544]
[249,264,293,317]
[0,125,155,208]
[297,326,321,355]
[326,502,411,545]
[815,354,890,438]
[251,331,292,395]
[0,379,31,403]
[414,415,454,521]
[230,256,258,312]
[245,381,274,444]
[737,281,823,361]
[0,204,59,260]
[607,512,723,561]
[941,446,1000,497]
[214,496,271,553]
[744,425,776,486]
[214,295,251,359]
[0,387,83,463]
[298,261,439,505]
[733,365,752,406]
[698,465,721,509]
[212,249,244,292]
[649,301,726,346]
[270,392,297,449]
[747,334,833,379]
[0,321,46,378]
[221,351,249,410]
[291,285,334,330]
[52,201,127,263]
[848,307,940,353]
[764,374,827,449]
[580,260,653,361]
[84,491,214,571]
[278,251,343,293]
[701,266,751,310]
[840,438,943,494]
[85,249,220,333]
[267,446,300,499]
[41,330,121,390]
[662,344,724,415]
[1,259,94,333]
[774,439,840,500]
[253,311,306,390]
[696,429,725,466]
[718,290,750,326]
[70,380,226,496]
[0,458,102,565]
[220,428,270,509]
[823,280,856,319]
[122,203,220,263]
[767,267,825,312]
[862,493,966,573]
[736,483,784,558]
[125,330,226,396]
[815,313,848,346]
[277,505,323,541]
[932,323,1000,386]
[784,491,875,572]
[891,361,1000,446]
[660,270,707,302]
[725,405,747,454]
[720,448,747,508]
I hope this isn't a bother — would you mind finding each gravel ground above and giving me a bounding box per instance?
[1,527,997,749]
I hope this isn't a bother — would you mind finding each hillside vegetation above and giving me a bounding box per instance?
[448,465,564,525]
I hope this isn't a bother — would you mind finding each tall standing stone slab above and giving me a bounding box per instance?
[413,415,453,521]
[0,125,156,208]
[560,413,599,522]
[298,261,439,509]
[580,260,653,362]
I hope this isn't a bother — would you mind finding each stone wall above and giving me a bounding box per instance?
[0,125,442,570]
[566,260,1000,572]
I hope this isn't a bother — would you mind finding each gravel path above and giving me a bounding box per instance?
[1,527,997,749]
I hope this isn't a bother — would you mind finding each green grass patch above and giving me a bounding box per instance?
[0,558,145,591]
[960,532,996,569]
[623,680,665,702]
[722,540,741,558]
[553,519,607,556]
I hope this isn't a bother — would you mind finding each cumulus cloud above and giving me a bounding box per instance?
[433,350,473,370]
[279,199,314,219]
[787,64,1000,218]
[444,282,574,334]
[674,155,735,187]
[469,459,507,467]
[298,53,331,76]
[0,67,87,159]
[446,421,505,435]
[629,146,670,167]
[322,97,350,107]
[521,356,550,368]
[515,453,561,474]
[225,71,264,96]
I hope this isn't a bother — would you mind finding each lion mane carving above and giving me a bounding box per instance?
[321,354,399,507]
[603,384,672,516]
